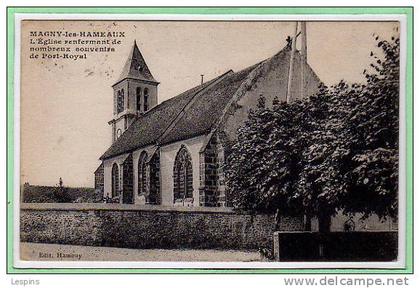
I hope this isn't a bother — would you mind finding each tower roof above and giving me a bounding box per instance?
[114,40,158,85]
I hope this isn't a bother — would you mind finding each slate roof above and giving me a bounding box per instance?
[158,63,260,145]
[100,46,317,160]
[100,71,231,159]
[114,41,158,85]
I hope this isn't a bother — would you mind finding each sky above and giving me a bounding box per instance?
[20,21,399,187]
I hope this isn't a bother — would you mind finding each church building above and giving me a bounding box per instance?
[94,24,321,207]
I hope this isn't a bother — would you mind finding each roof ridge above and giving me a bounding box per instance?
[100,44,297,160]
[99,70,233,160]
[156,70,234,145]
[199,53,274,152]
[123,69,233,132]
[151,71,231,110]
[199,46,298,151]
[212,46,292,125]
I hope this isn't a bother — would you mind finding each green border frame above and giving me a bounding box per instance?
[6,6,413,274]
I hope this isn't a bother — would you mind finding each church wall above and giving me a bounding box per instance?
[112,81,129,115]
[114,119,126,140]
[112,81,129,141]
[215,134,228,206]
[125,80,158,114]
[103,153,129,199]
[221,52,321,144]
[122,154,134,204]
[159,135,207,206]
[113,79,158,115]
[111,80,158,142]
[132,145,158,205]
[94,163,104,197]
[199,133,229,207]
[199,136,218,206]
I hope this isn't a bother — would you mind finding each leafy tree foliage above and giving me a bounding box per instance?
[342,35,399,219]
[225,35,399,229]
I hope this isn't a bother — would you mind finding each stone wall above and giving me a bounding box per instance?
[216,133,229,206]
[94,163,104,196]
[122,154,134,204]
[20,203,303,250]
[199,133,229,207]
[147,152,161,204]
[330,210,398,231]
[199,135,218,206]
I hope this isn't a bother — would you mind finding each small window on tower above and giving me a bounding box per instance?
[117,129,122,139]
[136,87,142,111]
[144,88,149,112]
[117,89,124,114]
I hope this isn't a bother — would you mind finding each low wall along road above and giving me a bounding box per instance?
[20,203,303,250]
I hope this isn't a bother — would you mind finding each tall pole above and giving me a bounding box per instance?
[300,21,307,100]
[286,22,298,104]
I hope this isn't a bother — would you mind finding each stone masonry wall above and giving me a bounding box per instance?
[20,203,304,250]
[215,133,228,206]
[94,163,104,196]
[122,154,134,204]
[199,133,229,207]
[199,136,218,206]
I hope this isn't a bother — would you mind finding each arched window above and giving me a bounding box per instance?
[111,163,119,198]
[173,146,193,201]
[143,88,149,112]
[136,87,142,112]
[117,89,124,113]
[138,152,148,195]
[116,129,122,139]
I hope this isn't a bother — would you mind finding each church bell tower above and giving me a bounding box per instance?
[109,40,159,143]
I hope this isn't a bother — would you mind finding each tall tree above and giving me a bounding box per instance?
[341,35,399,219]
[225,35,399,230]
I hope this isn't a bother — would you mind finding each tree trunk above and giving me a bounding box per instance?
[274,209,281,231]
[317,213,331,259]
[318,213,331,233]
[304,214,312,231]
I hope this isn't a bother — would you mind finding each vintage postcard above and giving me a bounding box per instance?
[11,11,409,270]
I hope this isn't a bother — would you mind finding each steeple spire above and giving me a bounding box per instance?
[115,40,158,84]
[110,40,159,143]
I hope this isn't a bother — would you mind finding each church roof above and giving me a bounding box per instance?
[100,45,320,160]
[114,40,158,85]
[158,63,260,145]
[100,71,232,160]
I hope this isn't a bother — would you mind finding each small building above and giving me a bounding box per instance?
[95,36,321,206]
